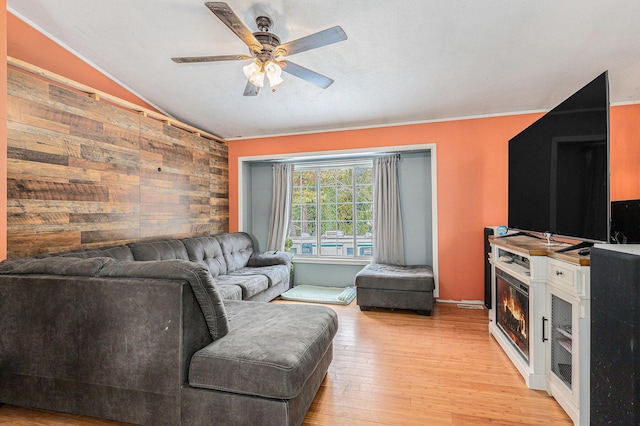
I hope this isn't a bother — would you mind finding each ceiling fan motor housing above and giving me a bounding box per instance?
[254,32,280,50]
[253,16,281,58]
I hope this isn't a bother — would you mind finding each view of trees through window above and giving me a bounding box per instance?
[288,163,373,258]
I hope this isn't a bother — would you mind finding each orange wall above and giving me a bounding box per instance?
[1,0,8,260]
[610,104,640,200]
[229,105,640,301]
[6,13,158,112]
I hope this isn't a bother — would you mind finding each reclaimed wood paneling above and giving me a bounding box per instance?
[6,67,228,257]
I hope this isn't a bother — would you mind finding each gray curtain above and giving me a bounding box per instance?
[267,163,293,251]
[372,155,405,265]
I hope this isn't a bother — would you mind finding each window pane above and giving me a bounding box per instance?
[320,186,336,203]
[356,202,371,217]
[338,189,352,203]
[289,221,301,237]
[337,221,352,235]
[299,220,316,236]
[300,170,317,187]
[301,204,316,222]
[355,167,372,184]
[356,185,372,202]
[322,203,337,221]
[320,221,337,236]
[356,218,372,236]
[320,239,344,256]
[337,168,352,186]
[319,169,336,185]
[291,204,301,220]
[291,189,301,209]
[337,203,352,220]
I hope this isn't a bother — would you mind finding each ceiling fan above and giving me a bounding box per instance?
[171,2,347,96]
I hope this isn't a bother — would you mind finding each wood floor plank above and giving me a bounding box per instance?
[0,301,571,425]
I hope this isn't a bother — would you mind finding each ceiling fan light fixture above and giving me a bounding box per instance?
[243,61,265,87]
[265,61,284,88]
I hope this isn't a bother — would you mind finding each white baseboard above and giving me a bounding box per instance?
[436,299,484,305]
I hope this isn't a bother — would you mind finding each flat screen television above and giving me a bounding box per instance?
[508,71,610,245]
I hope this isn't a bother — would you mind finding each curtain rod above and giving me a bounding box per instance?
[273,152,404,164]
[290,158,374,170]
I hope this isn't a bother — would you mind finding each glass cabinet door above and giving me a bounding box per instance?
[546,285,580,408]
[550,294,573,387]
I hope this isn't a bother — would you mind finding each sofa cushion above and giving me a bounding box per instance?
[247,251,293,267]
[181,236,227,277]
[217,284,243,300]
[0,257,114,276]
[213,274,268,299]
[42,245,135,261]
[128,239,189,261]
[230,265,289,288]
[98,260,229,340]
[83,246,135,261]
[0,257,33,272]
[188,301,338,399]
[215,232,254,273]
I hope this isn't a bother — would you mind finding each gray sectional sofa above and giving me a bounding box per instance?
[0,232,338,425]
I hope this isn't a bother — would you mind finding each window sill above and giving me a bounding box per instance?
[292,256,371,266]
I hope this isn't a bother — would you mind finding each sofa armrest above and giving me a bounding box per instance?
[98,259,229,340]
[247,251,294,267]
[0,273,210,425]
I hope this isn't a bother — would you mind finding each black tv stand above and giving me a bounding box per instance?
[556,241,594,253]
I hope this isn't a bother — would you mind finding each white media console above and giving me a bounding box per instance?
[488,234,590,426]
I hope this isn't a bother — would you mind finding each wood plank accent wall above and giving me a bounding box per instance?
[6,66,228,258]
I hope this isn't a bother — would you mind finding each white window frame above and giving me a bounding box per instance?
[289,159,373,261]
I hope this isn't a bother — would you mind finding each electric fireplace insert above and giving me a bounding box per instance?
[495,268,530,363]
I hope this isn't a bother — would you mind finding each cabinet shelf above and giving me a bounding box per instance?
[557,337,573,354]
[493,260,531,284]
[554,363,572,387]
[556,325,572,339]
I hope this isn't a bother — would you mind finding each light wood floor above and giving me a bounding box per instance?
[0,301,572,425]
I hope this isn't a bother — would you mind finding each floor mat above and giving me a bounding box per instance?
[280,285,356,305]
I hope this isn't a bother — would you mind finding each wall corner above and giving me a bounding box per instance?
[1,0,9,260]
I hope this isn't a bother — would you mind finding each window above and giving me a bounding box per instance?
[288,161,373,259]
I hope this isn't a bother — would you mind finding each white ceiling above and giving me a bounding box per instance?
[8,0,640,140]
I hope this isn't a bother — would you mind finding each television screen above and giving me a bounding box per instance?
[508,72,609,243]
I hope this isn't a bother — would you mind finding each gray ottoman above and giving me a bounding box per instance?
[355,263,435,315]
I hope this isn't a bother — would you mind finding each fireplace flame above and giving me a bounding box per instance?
[502,293,527,340]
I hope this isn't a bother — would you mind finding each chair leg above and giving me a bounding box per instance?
[359,305,372,311]
[417,310,431,316]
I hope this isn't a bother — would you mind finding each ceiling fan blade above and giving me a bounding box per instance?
[275,26,347,57]
[280,60,334,89]
[171,54,251,63]
[205,2,262,54]
[243,80,260,96]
